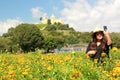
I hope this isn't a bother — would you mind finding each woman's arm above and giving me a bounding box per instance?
[104,31,112,45]
[86,50,96,56]
[86,42,97,56]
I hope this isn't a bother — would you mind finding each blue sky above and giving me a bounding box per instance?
[0,0,63,22]
[0,0,120,35]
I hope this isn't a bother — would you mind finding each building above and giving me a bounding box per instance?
[41,14,63,24]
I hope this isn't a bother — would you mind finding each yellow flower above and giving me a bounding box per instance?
[101,52,106,57]
[112,47,118,52]
[102,70,107,73]
[106,74,110,77]
[112,73,118,77]
[70,69,80,79]
[110,77,116,80]
[70,75,74,79]
[47,66,52,71]
[72,69,79,74]
[8,65,14,70]
[86,55,90,59]
[115,60,120,67]
[113,67,120,73]
[98,66,102,69]
[25,68,30,72]
[94,59,98,63]
[22,71,28,75]
[8,70,15,75]
[90,64,94,69]
[65,55,71,61]
[25,65,29,68]
[47,78,54,80]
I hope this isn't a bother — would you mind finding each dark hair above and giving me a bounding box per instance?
[90,42,97,50]
[91,31,106,50]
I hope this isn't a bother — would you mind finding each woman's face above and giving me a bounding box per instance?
[96,32,103,40]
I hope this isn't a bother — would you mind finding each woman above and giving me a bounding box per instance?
[86,27,112,61]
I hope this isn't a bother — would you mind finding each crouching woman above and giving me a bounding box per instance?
[86,27,112,62]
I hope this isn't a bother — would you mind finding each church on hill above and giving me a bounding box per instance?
[38,14,63,24]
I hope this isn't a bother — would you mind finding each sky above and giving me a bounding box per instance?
[0,0,120,35]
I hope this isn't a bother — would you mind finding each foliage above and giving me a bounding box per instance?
[110,32,120,48]
[12,23,44,52]
[44,23,74,31]
[64,35,79,44]
[0,50,120,79]
[47,19,51,25]
[45,25,56,31]
[2,27,15,37]
[42,36,65,53]
[1,22,120,53]
[0,37,13,53]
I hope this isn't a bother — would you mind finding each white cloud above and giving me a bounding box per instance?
[31,7,42,18]
[61,0,120,32]
[0,18,23,35]
[31,7,47,18]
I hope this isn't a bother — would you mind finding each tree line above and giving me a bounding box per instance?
[0,22,120,54]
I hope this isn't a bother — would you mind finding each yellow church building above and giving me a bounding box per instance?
[41,14,63,24]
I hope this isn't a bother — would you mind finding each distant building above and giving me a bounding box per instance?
[36,14,63,24]
[49,14,63,24]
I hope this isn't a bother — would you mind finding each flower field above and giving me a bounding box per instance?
[0,49,120,80]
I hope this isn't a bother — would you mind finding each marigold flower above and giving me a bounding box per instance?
[101,52,106,57]
[8,71,15,75]
[47,66,52,71]
[102,70,107,73]
[112,47,118,52]
[94,59,98,63]
[22,71,28,75]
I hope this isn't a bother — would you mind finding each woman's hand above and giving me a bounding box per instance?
[86,50,96,55]
[103,31,112,45]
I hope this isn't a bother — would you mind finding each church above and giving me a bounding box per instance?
[39,14,63,24]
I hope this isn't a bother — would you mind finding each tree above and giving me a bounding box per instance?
[45,25,56,31]
[2,27,15,37]
[47,19,51,25]
[0,37,13,53]
[110,32,120,47]
[42,36,65,53]
[13,23,44,52]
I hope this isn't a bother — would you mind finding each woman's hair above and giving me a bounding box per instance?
[90,42,97,50]
[91,31,107,50]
